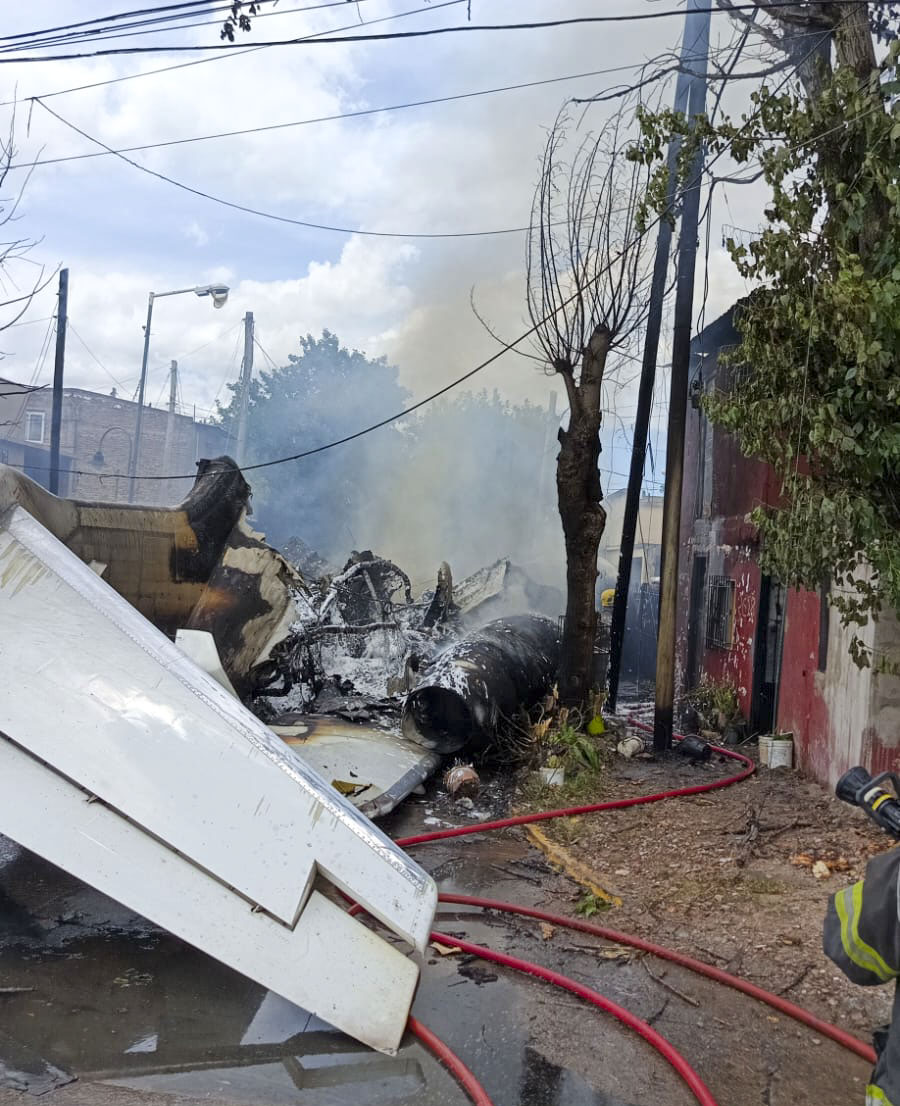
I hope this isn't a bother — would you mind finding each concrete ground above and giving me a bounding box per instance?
[0,769,878,1106]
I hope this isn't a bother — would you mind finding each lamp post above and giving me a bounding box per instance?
[128,283,229,502]
[92,426,133,502]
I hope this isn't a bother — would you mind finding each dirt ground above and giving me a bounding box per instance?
[525,741,896,1039]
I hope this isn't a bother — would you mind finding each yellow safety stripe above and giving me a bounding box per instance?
[835,882,897,983]
[867,1084,895,1105]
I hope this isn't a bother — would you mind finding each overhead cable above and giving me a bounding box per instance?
[0,0,463,104]
[0,2,873,62]
[20,20,836,485]
[9,62,689,171]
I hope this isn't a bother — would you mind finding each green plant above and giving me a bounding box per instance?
[553,723,604,774]
[685,676,741,730]
[576,892,613,917]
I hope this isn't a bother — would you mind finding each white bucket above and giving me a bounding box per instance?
[759,734,774,766]
[539,766,565,787]
[769,737,794,770]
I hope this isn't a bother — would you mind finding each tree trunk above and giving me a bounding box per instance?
[556,327,609,706]
[831,1,877,81]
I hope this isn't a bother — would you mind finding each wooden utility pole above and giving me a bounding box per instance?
[48,268,69,495]
[236,311,254,464]
[654,1,710,753]
[606,0,711,713]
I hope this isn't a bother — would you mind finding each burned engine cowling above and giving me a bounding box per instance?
[401,615,560,755]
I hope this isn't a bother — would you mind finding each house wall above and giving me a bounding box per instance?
[598,488,663,589]
[677,306,775,721]
[778,578,900,788]
[0,379,229,506]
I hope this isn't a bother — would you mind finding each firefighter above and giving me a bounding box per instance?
[823,846,900,1104]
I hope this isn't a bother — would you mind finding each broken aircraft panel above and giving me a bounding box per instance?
[0,458,309,698]
[270,713,441,820]
[0,465,437,1054]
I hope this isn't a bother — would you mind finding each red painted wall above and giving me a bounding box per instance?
[777,588,832,780]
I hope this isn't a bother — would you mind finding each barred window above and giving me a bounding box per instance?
[706,576,735,650]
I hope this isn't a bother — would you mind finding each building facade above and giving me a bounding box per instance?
[677,306,900,788]
[0,378,230,506]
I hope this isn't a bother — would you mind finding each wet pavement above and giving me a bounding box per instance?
[0,775,676,1106]
[0,773,874,1106]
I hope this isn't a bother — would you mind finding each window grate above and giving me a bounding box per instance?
[705,576,735,650]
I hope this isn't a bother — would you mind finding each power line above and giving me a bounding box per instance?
[9,62,679,171]
[0,2,873,62]
[0,0,375,55]
[67,321,133,391]
[0,0,459,105]
[253,335,279,370]
[37,98,540,239]
[0,0,477,62]
[1,0,267,44]
[16,23,837,485]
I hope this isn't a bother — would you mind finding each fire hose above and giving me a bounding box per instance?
[394,724,880,1106]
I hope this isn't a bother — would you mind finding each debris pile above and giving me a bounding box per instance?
[257,551,564,762]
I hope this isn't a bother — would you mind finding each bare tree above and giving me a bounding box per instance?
[528,111,652,706]
[0,105,53,346]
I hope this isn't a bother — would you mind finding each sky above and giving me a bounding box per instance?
[0,0,774,492]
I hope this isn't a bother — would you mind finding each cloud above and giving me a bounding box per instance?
[184,220,209,247]
[0,0,778,435]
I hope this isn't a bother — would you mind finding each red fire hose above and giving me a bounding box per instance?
[436,895,876,1065]
[408,1016,494,1106]
[396,741,755,847]
[386,728,874,1104]
[429,928,719,1106]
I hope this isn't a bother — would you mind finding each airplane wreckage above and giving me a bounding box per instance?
[0,458,562,1054]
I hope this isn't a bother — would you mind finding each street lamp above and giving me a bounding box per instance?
[128,283,230,502]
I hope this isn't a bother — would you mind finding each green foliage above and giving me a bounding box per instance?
[216,330,410,556]
[632,47,900,662]
[685,676,741,730]
[575,892,612,917]
[554,722,604,773]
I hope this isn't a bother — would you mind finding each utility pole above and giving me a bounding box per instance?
[168,359,178,415]
[48,268,69,495]
[236,311,254,464]
[162,360,178,504]
[606,0,711,713]
[129,293,154,503]
[654,1,710,753]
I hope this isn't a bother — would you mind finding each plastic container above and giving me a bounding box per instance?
[617,736,645,759]
[759,734,774,766]
[769,736,793,769]
[539,766,565,787]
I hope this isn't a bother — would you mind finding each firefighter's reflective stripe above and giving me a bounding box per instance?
[836,881,898,984]
[868,1084,895,1104]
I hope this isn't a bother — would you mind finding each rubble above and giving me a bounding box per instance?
[444,763,481,798]
[0,452,575,1057]
[279,534,336,580]
[0,459,437,1054]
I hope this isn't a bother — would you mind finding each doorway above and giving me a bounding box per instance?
[751,575,786,734]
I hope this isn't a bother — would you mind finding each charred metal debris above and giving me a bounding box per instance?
[256,540,563,761]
